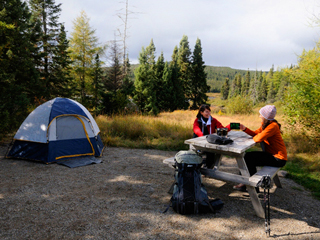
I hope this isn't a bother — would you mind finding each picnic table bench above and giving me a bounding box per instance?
[163,131,283,218]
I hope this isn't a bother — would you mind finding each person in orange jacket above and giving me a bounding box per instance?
[193,104,230,168]
[233,105,287,191]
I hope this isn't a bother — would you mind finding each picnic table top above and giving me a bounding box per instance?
[184,130,256,155]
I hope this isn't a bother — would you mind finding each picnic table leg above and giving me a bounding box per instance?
[273,174,282,188]
[236,155,265,218]
[247,186,265,218]
[206,153,222,170]
[235,155,250,177]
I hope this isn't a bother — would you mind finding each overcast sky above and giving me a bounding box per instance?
[56,0,320,71]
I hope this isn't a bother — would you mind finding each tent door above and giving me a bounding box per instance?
[48,115,95,162]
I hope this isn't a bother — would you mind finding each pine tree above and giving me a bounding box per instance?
[121,55,134,97]
[170,46,187,110]
[229,74,242,98]
[267,81,277,103]
[122,54,134,97]
[177,35,192,105]
[29,0,63,99]
[105,41,123,93]
[160,62,174,112]
[0,0,40,133]
[241,69,250,96]
[69,10,104,105]
[276,71,289,102]
[221,78,230,100]
[258,75,268,102]
[50,24,74,98]
[133,39,159,115]
[154,52,165,110]
[249,71,259,104]
[92,54,103,115]
[190,38,209,109]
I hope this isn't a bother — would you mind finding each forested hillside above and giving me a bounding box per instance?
[130,64,264,92]
[205,66,265,92]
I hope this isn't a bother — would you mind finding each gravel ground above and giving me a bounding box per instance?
[1,144,320,240]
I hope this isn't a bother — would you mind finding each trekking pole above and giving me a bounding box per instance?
[264,187,268,236]
[257,175,272,237]
[267,187,271,237]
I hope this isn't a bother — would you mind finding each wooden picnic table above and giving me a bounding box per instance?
[184,130,281,218]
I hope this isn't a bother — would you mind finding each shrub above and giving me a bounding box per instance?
[284,43,320,151]
[226,95,253,115]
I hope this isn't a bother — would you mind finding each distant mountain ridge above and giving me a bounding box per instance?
[205,66,267,92]
[129,64,266,92]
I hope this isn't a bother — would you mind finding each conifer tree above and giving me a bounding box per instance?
[276,72,289,102]
[121,55,134,95]
[69,11,104,105]
[50,24,74,98]
[241,69,250,96]
[0,0,40,133]
[221,78,230,100]
[29,0,63,99]
[102,40,124,114]
[121,55,134,97]
[92,54,103,115]
[105,41,123,93]
[177,35,192,104]
[258,75,268,102]
[249,71,259,104]
[133,39,159,115]
[266,65,274,83]
[190,38,209,109]
[154,52,165,110]
[170,46,187,110]
[267,81,277,103]
[229,74,242,98]
[160,62,175,112]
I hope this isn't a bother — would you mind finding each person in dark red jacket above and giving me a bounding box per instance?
[193,104,230,137]
[193,104,230,168]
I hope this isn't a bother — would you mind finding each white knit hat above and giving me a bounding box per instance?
[259,105,276,120]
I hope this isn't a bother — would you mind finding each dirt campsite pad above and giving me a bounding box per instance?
[1,144,320,239]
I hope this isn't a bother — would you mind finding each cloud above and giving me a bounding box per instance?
[57,0,320,71]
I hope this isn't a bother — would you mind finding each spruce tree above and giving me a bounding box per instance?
[92,54,103,115]
[154,52,165,111]
[0,0,40,133]
[229,74,242,98]
[121,55,134,98]
[170,46,187,110]
[29,0,63,99]
[241,69,250,96]
[160,62,175,112]
[51,24,74,98]
[249,71,259,104]
[267,81,277,103]
[177,35,192,105]
[258,75,268,102]
[102,40,124,114]
[190,38,209,109]
[221,78,230,100]
[133,39,159,115]
[105,41,122,93]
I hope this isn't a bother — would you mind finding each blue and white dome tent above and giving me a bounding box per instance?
[6,97,104,163]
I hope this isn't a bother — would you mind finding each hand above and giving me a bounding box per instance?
[240,124,246,131]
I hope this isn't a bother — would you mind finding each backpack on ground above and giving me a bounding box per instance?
[170,150,223,215]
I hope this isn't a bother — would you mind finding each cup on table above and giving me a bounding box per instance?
[217,128,228,137]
